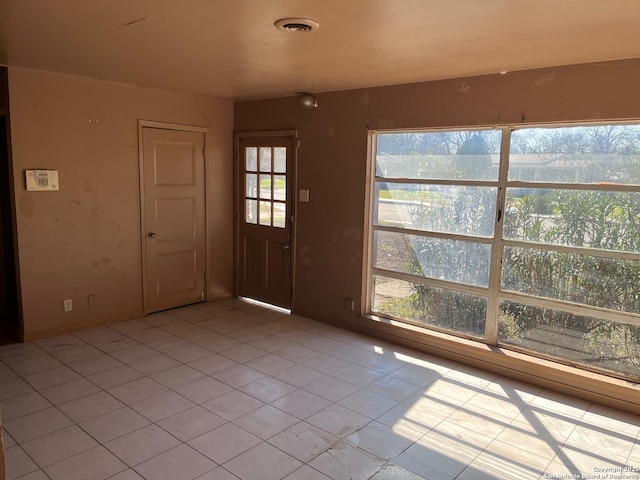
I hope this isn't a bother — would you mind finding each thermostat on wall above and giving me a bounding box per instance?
[26,170,59,191]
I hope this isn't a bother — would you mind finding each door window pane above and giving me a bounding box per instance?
[274,147,287,173]
[273,202,286,228]
[246,174,257,199]
[260,147,272,172]
[246,200,257,224]
[246,147,257,171]
[375,183,497,237]
[260,175,272,200]
[273,175,286,201]
[259,201,272,226]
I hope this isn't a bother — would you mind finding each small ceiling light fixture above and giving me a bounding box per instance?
[300,95,318,110]
[274,17,320,33]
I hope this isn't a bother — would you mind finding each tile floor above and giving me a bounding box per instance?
[1,298,639,480]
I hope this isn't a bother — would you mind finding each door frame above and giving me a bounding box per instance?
[1,111,21,342]
[234,130,298,310]
[138,120,209,314]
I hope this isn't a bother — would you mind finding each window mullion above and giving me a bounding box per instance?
[372,267,488,297]
[373,225,494,244]
[377,177,497,188]
[485,128,511,344]
[500,291,640,328]
[364,132,379,317]
[506,181,640,193]
[502,239,640,262]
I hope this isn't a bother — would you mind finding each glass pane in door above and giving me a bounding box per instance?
[246,147,257,171]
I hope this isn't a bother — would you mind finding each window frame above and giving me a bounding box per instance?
[366,126,503,342]
[365,121,640,381]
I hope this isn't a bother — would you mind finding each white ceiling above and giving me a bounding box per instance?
[1,0,640,101]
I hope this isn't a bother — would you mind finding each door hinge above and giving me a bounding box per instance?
[296,139,301,148]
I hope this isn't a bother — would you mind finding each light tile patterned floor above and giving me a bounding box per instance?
[1,298,639,480]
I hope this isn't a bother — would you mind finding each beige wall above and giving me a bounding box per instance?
[234,58,640,325]
[9,67,234,339]
[234,59,640,412]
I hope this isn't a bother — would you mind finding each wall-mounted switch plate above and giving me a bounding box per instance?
[26,170,59,191]
[299,189,310,202]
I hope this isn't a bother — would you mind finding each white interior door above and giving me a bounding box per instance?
[142,126,206,312]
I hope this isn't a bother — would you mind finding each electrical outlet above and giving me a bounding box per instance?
[299,189,310,202]
[344,297,355,311]
[63,299,73,312]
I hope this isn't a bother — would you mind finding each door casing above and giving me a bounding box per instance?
[138,120,208,313]
[0,113,20,342]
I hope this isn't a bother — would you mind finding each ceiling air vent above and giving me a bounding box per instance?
[274,18,320,33]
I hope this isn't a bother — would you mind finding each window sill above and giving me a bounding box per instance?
[356,313,640,415]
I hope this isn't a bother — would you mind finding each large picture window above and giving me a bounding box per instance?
[368,124,640,381]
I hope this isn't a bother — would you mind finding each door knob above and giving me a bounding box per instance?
[283,244,290,250]
[148,232,157,238]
